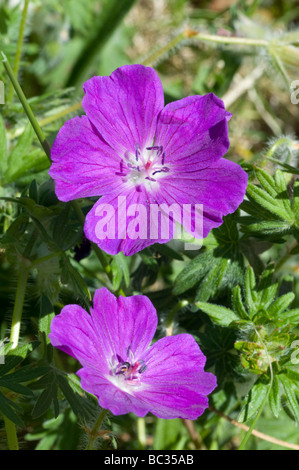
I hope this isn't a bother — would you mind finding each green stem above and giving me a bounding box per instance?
[10,267,29,349]
[141,28,269,68]
[137,417,146,449]
[142,31,186,66]
[193,31,269,48]
[1,52,51,160]
[4,266,29,450]
[86,408,109,450]
[165,300,189,335]
[265,137,293,160]
[7,0,30,103]
[3,416,19,450]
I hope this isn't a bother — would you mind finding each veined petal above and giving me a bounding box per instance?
[90,288,158,363]
[157,158,248,237]
[49,115,122,202]
[84,186,173,256]
[155,94,231,170]
[139,334,217,419]
[77,368,150,417]
[49,304,102,369]
[82,64,164,156]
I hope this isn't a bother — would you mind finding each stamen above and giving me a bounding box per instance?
[152,167,170,176]
[127,163,140,172]
[146,146,161,151]
[115,361,130,375]
[139,364,147,374]
[111,346,147,385]
[118,145,169,186]
[135,143,141,162]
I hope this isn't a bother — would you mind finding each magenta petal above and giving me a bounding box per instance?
[77,367,150,417]
[138,334,217,419]
[49,304,101,368]
[155,94,231,170]
[82,64,164,155]
[84,187,173,256]
[157,158,248,237]
[90,288,157,363]
[49,116,122,202]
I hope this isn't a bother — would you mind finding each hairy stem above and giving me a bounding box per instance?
[193,31,269,47]
[2,52,51,159]
[86,408,109,450]
[7,0,30,103]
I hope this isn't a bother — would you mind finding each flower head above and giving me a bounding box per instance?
[49,64,247,256]
[49,288,217,419]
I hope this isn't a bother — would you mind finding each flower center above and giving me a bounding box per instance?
[108,346,147,389]
[115,144,170,190]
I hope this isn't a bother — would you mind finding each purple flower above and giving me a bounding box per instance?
[49,64,247,256]
[49,288,217,419]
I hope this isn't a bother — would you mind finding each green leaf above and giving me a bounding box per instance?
[39,295,55,344]
[256,263,278,309]
[241,220,291,236]
[268,292,295,318]
[195,301,239,327]
[1,365,49,384]
[60,255,91,304]
[111,252,130,290]
[0,379,33,396]
[0,341,40,376]
[269,375,281,418]
[0,391,23,426]
[56,374,89,420]
[279,375,299,423]
[173,250,213,295]
[53,205,81,251]
[284,308,299,325]
[244,266,258,315]
[32,379,58,419]
[246,183,290,220]
[239,381,270,423]
[5,123,34,182]
[195,258,228,302]
[255,167,277,198]
[274,170,293,219]
[232,285,249,319]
